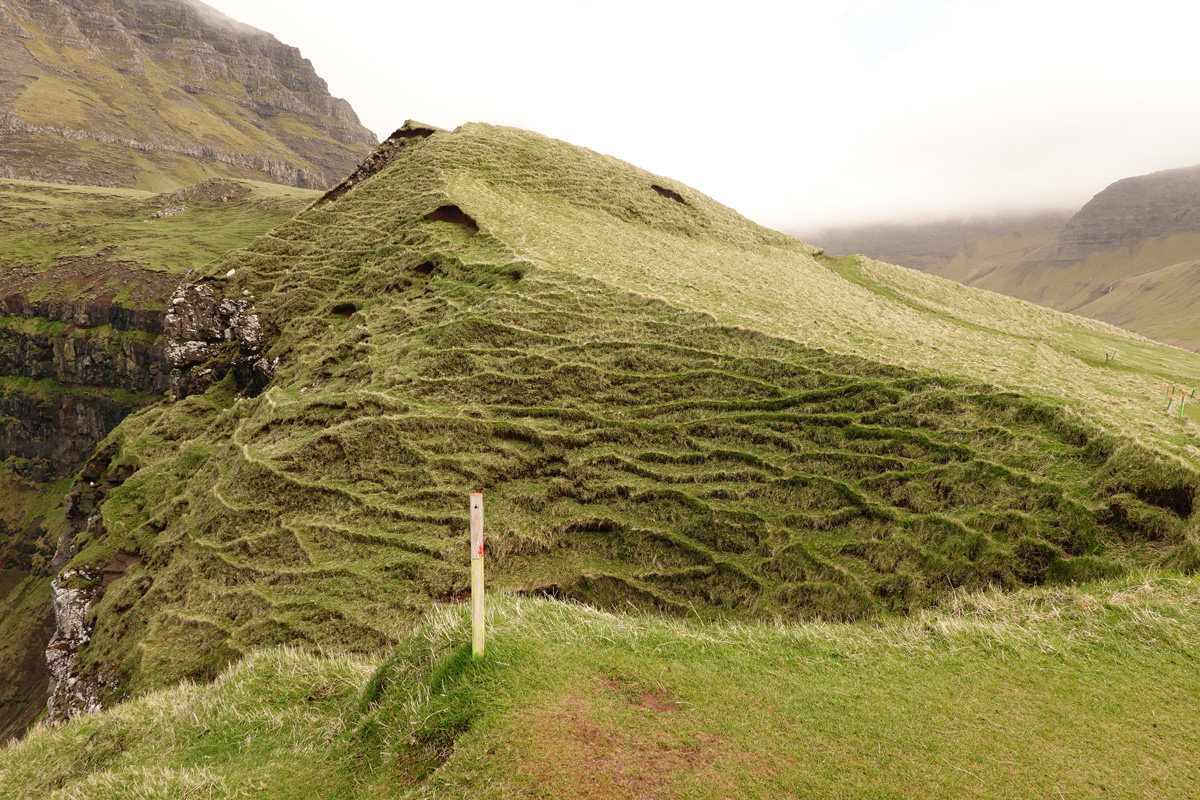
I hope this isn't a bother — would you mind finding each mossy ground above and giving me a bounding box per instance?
[0,178,320,282]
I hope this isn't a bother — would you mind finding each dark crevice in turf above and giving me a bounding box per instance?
[423,205,480,233]
[651,184,687,205]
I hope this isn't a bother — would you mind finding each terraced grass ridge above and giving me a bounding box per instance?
[57,122,1200,690]
[9,122,1200,795]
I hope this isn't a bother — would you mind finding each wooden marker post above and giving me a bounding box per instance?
[470,492,485,659]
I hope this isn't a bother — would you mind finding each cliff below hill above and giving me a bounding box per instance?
[0,176,317,742]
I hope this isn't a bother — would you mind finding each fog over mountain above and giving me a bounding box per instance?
[806,163,1200,352]
[179,0,263,33]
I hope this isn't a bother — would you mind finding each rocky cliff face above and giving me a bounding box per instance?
[43,441,129,724]
[0,263,175,480]
[0,0,377,189]
[1024,165,1200,267]
[32,278,273,726]
[0,175,318,740]
[0,272,170,734]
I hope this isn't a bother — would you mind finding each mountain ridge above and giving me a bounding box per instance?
[0,0,377,190]
[806,165,1200,350]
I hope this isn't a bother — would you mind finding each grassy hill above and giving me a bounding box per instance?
[976,232,1200,351]
[3,124,1200,794]
[0,177,321,279]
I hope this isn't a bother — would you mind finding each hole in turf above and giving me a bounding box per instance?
[331,302,357,318]
[515,583,563,600]
[387,122,437,140]
[1139,484,1195,518]
[415,261,435,277]
[424,205,479,232]
[651,184,687,205]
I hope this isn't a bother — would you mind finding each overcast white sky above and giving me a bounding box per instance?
[203,0,1200,231]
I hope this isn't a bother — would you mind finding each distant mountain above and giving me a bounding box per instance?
[807,212,1071,285]
[805,166,1200,351]
[0,0,377,190]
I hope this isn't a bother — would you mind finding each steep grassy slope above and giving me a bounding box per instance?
[42,124,1200,713]
[0,0,376,190]
[1070,244,1200,349]
[3,577,1199,798]
[0,177,320,739]
[985,233,1200,351]
[429,130,1200,454]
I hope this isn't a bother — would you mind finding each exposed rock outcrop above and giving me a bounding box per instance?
[315,121,440,206]
[1032,165,1200,267]
[164,280,274,400]
[43,441,131,725]
[45,568,106,723]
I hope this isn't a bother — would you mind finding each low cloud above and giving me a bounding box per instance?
[199,0,1200,231]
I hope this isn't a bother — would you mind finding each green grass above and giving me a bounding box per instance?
[3,577,1198,798]
[44,123,1200,704]
[9,123,1200,793]
[0,178,320,281]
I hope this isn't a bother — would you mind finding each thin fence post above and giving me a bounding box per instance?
[470,492,485,659]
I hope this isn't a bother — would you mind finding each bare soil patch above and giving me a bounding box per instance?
[506,685,744,799]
